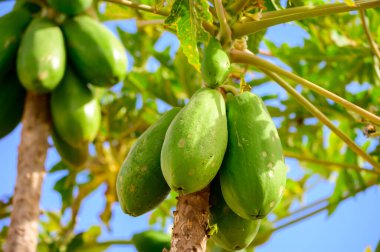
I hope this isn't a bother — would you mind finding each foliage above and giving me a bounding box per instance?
[1,0,380,251]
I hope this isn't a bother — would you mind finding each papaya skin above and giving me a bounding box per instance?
[62,15,127,87]
[220,92,287,220]
[210,178,261,251]
[47,0,93,16]
[0,73,26,139]
[17,18,66,93]
[161,88,228,194]
[201,38,230,88]
[132,230,171,252]
[51,68,101,148]
[0,9,32,79]
[116,108,180,217]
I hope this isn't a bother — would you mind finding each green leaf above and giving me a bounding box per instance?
[247,29,267,54]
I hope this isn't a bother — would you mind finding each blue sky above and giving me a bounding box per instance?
[1,2,379,252]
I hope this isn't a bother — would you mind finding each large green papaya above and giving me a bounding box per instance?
[17,18,66,93]
[132,230,171,252]
[220,92,287,220]
[0,9,31,78]
[201,38,230,88]
[47,0,92,15]
[210,178,260,251]
[51,129,88,167]
[51,68,101,148]
[161,88,228,194]
[0,73,26,139]
[62,15,127,87]
[116,108,180,217]
[249,219,273,247]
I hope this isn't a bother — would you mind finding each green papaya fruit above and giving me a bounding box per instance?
[51,129,88,167]
[13,0,42,14]
[161,88,228,194]
[201,38,230,88]
[0,73,26,139]
[116,108,180,217]
[249,219,273,247]
[17,18,66,93]
[62,15,127,87]
[132,230,171,252]
[220,92,287,220]
[210,178,261,251]
[0,9,32,78]
[47,0,92,15]
[51,68,101,148]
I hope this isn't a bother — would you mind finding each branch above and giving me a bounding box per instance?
[229,50,380,126]
[214,0,232,46]
[284,151,380,175]
[5,93,50,252]
[169,186,210,252]
[104,0,170,16]
[232,0,380,37]
[359,9,380,62]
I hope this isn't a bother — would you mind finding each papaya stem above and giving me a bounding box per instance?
[214,0,232,46]
[232,0,380,37]
[220,84,239,95]
[359,9,380,62]
[229,49,380,127]
[169,186,210,252]
[5,93,50,252]
[284,150,380,175]
[226,0,249,14]
[104,0,170,16]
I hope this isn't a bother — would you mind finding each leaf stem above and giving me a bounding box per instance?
[232,0,380,37]
[229,49,380,126]
[220,84,239,95]
[104,0,170,16]
[359,9,380,62]
[284,150,380,175]
[213,0,232,46]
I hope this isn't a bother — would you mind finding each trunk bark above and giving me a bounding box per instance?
[168,186,211,252]
[5,92,50,252]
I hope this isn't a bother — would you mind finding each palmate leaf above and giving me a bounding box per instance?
[165,0,212,71]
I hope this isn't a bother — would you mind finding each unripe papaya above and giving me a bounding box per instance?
[132,230,171,252]
[250,219,273,247]
[62,15,127,87]
[51,68,101,148]
[17,18,66,93]
[220,92,286,220]
[210,178,260,251]
[0,9,32,78]
[116,108,180,217]
[47,0,92,15]
[201,38,230,88]
[0,73,26,139]
[51,129,88,167]
[161,88,228,194]
[13,0,42,14]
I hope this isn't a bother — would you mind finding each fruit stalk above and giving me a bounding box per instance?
[168,186,211,252]
[5,92,50,252]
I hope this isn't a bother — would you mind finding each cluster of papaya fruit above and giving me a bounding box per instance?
[0,0,127,167]
[117,38,286,251]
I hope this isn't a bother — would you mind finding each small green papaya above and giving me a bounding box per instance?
[0,73,26,139]
[62,15,127,87]
[249,219,273,247]
[210,178,261,251]
[0,9,32,78]
[201,38,230,88]
[220,92,287,220]
[51,129,88,168]
[13,0,42,14]
[17,18,66,93]
[51,68,101,148]
[47,0,92,15]
[132,230,171,252]
[116,108,180,217]
[161,88,228,194]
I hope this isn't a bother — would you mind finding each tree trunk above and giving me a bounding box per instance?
[168,186,211,252]
[5,92,50,252]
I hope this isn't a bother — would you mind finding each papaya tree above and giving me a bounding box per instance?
[0,0,380,251]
